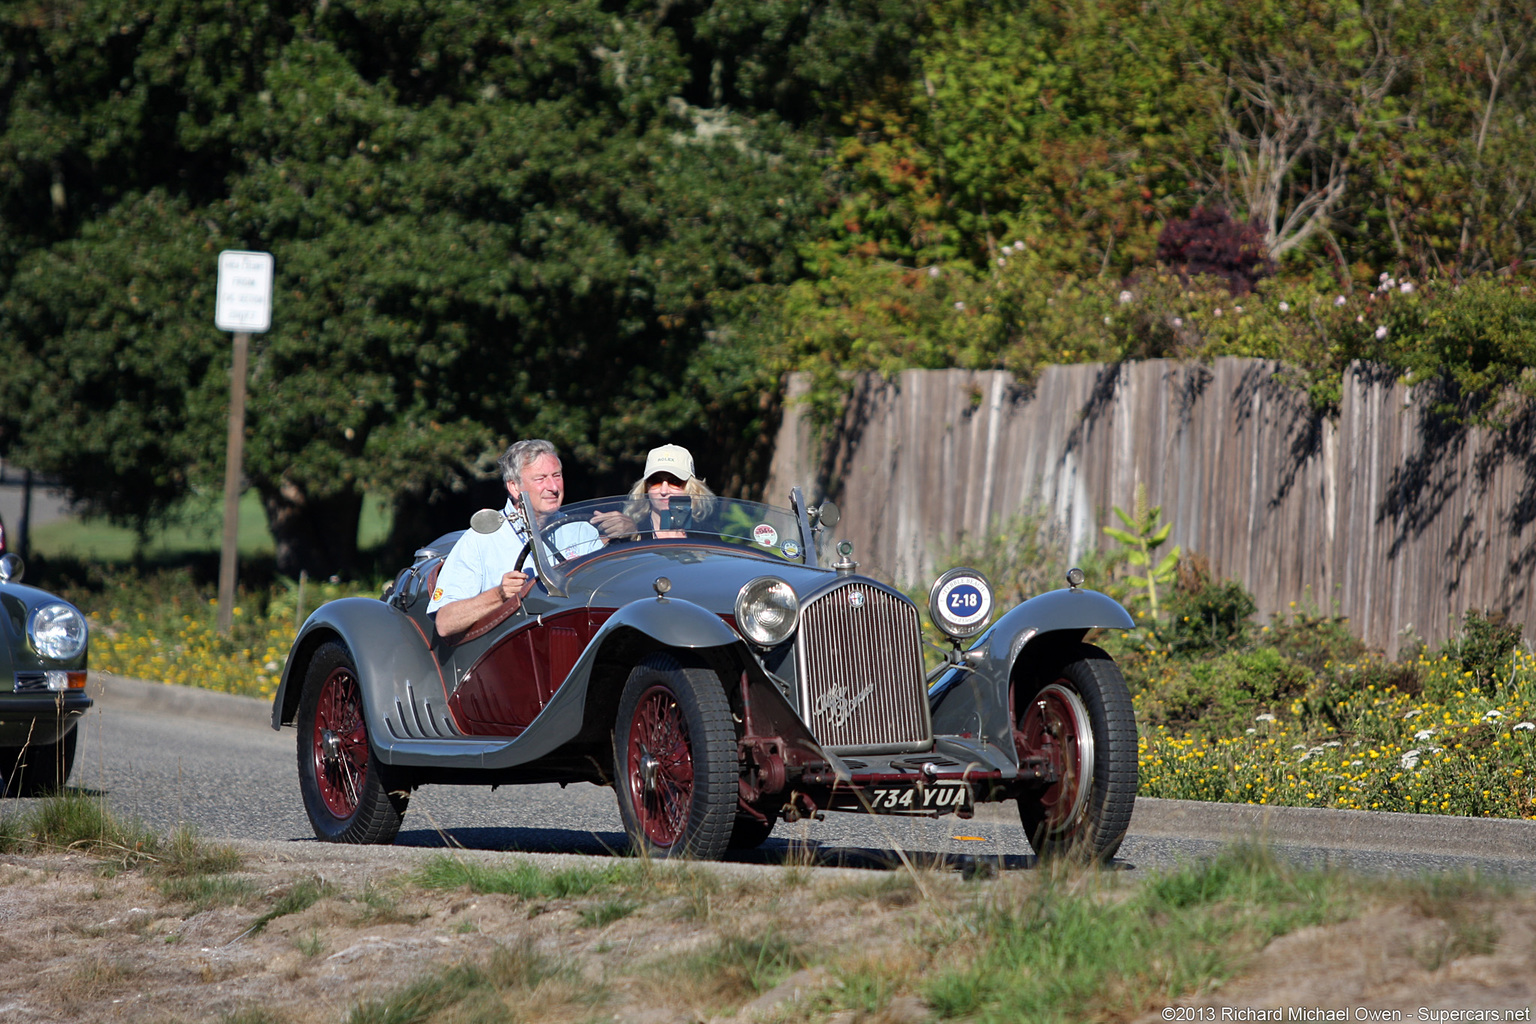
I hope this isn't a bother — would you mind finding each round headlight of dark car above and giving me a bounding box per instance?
[30,603,88,661]
[928,568,994,640]
[734,576,799,646]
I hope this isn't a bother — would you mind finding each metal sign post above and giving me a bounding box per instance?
[214,250,273,634]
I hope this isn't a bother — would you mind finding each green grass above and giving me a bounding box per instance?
[918,845,1353,1023]
[29,491,393,562]
[412,855,639,900]
[347,940,571,1024]
[0,789,159,860]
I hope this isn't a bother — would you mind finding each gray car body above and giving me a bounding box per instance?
[272,501,1133,790]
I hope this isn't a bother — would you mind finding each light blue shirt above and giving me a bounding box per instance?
[427,500,600,613]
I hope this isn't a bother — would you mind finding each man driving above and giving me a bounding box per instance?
[427,438,599,637]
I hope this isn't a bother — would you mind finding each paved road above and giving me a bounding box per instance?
[41,674,1536,882]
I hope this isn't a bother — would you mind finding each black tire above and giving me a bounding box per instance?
[727,810,777,850]
[612,652,736,860]
[0,728,78,798]
[296,641,407,844]
[1014,644,1137,863]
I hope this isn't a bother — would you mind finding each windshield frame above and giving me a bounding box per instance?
[525,490,819,596]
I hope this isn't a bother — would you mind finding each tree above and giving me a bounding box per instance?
[0,0,833,574]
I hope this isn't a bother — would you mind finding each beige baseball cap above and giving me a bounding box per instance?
[643,444,695,483]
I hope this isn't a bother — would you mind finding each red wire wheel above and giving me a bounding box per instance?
[295,641,406,844]
[613,653,735,860]
[624,685,696,847]
[1017,682,1094,834]
[311,665,370,819]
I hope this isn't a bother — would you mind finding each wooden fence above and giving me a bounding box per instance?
[764,359,1536,656]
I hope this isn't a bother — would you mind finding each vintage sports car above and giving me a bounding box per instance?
[271,489,1138,861]
[0,555,91,797]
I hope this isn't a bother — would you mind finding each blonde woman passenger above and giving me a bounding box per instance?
[622,444,716,539]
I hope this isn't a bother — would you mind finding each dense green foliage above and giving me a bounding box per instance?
[2,0,1534,574]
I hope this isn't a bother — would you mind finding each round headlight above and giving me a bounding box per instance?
[30,603,88,661]
[928,568,994,640]
[734,576,800,646]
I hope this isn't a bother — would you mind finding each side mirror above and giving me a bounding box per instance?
[810,501,841,530]
[470,509,505,535]
[0,553,24,583]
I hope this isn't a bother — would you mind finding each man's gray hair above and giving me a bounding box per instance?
[498,439,560,484]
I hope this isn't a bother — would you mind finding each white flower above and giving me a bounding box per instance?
[1348,760,1363,767]
[996,257,1007,267]
[1335,295,1347,306]
[1214,308,1223,316]
[1513,721,1535,732]
[928,266,941,278]
[1483,709,1505,719]
[1379,271,1391,281]
[1118,290,1133,305]
[1400,281,1415,294]
[1255,713,1277,722]
[953,301,965,311]
[1245,727,1257,735]
[1103,315,1112,325]
[1292,743,1308,750]
[1012,240,1026,252]
[1414,728,1435,741]
[1323,741,1342,748]
[1234,305,1244,314]
[1172,317,1183,327]
[1278,301,1290,312]
[1356,314,1365,323]
[1375,325,1389,339]
[1400,749,1422,769]
[1404,709,1423,720]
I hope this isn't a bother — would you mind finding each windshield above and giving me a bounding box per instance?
[526,493,812,590]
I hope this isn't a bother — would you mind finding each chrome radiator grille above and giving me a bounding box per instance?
[794,582,931,753]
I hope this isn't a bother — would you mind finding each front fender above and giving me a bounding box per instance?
[928,587,1133,762]
[271,597,448,737]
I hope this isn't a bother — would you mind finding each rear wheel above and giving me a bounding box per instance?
[613,653,735,860]
[0,728,78,797]
[296,641,407,844]
[1015,644,1137,862]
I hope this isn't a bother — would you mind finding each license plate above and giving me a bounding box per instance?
[867,782,971,812]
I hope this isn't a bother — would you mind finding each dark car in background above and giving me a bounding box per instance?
[272,488,1139,862]
[0,554,91,797]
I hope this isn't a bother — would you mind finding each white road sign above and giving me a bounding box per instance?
[214,250,274,333]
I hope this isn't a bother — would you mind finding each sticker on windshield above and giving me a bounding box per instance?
[752,523,779,547]
[781,540,801,559]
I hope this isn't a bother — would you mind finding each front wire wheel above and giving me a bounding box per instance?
[296,641,407,844]
[1015,644,1137,863]
[613,653,735,860]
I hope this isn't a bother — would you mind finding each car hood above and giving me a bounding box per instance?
[562,545,857,613]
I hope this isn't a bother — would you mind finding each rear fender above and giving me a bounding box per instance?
[928,587,1133,763]
[271,598,451,741]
